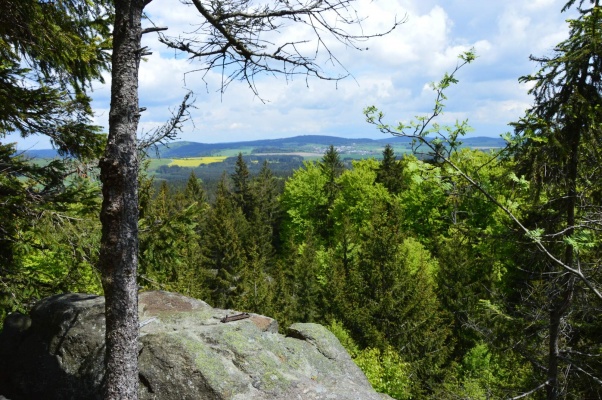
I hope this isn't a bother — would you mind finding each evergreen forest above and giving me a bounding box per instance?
[1,0,602,399]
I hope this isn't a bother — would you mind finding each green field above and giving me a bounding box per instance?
[146,158,172,170]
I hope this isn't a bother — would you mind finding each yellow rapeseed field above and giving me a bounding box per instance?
[169,156,227,167]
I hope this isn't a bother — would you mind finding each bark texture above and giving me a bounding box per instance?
[99,0,145,398]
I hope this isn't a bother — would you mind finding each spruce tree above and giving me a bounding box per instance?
[203,174,247,308]
[0,0,111,322]
[317,145,345,239]
[376,144,404,194]
[320,145,345,204]
[231,153,254,220]
[0,0,111,154]
[507,3,602,398]
[185,170,206,204]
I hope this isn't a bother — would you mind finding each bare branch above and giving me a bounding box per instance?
[508,381,550,400]
[558,355,602,386]
[141,26,168,35]
[138,91,196,156]
[156,0,403,94]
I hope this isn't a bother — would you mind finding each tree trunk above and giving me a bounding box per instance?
[99,0,144,398]
[546,282,573,400]
[546,107,581,399]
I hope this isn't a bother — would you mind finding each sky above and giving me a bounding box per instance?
[10,0,578,150]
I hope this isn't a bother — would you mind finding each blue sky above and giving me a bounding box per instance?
[10,0,577,149]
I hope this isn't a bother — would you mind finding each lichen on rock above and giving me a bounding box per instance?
[0,290,387,399]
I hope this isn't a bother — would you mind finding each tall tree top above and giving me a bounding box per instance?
[320,145,345,180]
[563,0,600,13]
[377,144,404,194]
[0,0,112,90]
[0,0,112,158]
[185,171,206,203]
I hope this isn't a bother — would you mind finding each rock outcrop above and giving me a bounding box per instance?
[0,291,388,399]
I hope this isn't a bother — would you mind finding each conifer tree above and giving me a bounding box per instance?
[376,144,405,194]
[236,241,273,314]
[231,153,255,220]
[269,257,298,328]
[252,161,281,229]
[185,170,206,204]
[288,232,323,322]
[203,174,247,308]
[0,0,111,154]
[232,162,280,314]
[317,145,345,239]
[138,179,207,294]
[506,2,602,397]
[340,202,450,396]
[0,0,111,321]
[0,148,104,321]
[320,145,345,204]
[250,161,282,252]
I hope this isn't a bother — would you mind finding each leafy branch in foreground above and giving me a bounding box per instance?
[364,50,602,302]
[367,9,602,394]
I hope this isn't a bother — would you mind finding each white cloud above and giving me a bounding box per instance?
[12,0,580,149]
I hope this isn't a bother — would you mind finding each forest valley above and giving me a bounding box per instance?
[2,138,602,399]
[1,0,602,399]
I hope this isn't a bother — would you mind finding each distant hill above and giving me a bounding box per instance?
[154,135,506,158]
[380,135,505,148]
[461,137,508,148]
[20,149,60,158]
[154,135,379,158]
[21,135,506,159]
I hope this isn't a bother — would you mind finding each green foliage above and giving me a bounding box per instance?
[394,156,448,246]
[0,0,112,323]
[320,145,345,198]
[376,144,405,193]
[331,159,391,230]
[231,153,255,220]
[1,174,103,322]
[355,347,411,400]
[185,170,206,203]
[138,170,210,298]
[364,49,476,157]
[280,161,328,243]
[503,4,602,398]
[328,320,412,400]
[6,5,602,396]
[0,0,111,157]
[202,175,248,308]
[434,342,536,400]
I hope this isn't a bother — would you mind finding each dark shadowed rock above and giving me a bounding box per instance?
[0,291,390,399]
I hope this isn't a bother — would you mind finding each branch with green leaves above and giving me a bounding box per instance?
[364,50,602,301]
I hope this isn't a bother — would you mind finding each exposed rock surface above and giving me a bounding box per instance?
[0,291,389,399]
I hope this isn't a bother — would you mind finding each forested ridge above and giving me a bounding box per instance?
[2,0,602,399]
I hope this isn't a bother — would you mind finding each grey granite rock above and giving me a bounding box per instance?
[0,291,386,400]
